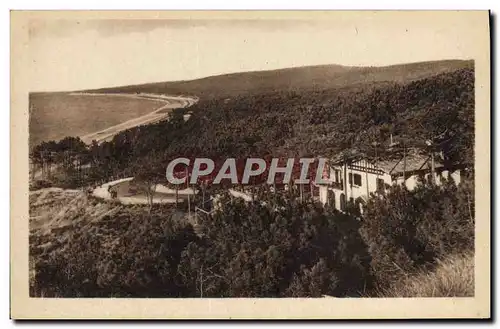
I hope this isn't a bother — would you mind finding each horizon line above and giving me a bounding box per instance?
[30,58,473,94]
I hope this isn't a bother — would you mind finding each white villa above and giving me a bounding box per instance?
[317,150,464,213]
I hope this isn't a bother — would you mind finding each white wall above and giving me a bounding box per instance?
[319,162,392,211]
[343,166,392,201]
[319,185,328,204]
[319,163,462,212]
[399,169,462,188]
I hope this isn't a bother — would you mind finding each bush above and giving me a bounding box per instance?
[30,180,474,298]
[30,179,52,190]
[360,178,474,289]
[177,193,373,297]
[31,209,197,297]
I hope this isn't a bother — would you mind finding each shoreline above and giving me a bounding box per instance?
[76,92,198,144]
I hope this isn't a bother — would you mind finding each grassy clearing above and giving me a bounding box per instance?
[380,252,474,297]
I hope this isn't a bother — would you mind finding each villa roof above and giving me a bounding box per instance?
[329,149,367,165]
[376,153,432,175]
[328,147,451,176]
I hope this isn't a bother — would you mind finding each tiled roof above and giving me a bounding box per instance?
[329,148,366,164]
[328,147,447,176]
[376,153,431,174]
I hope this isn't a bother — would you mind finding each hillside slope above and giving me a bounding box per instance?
[380,252,474,297]
[86,60,473,100]
[31,60,474,190]
[91,66,473,170]
[29,187,194,297]
[29,188,122,236]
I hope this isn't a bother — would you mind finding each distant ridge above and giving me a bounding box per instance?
[84,59,473,99]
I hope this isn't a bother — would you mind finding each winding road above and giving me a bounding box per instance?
[92,177,196,205]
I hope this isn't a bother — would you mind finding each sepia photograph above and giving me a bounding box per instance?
[11,10,490,319]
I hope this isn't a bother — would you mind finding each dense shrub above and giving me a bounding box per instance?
[31,209,197,297]
[30,179,52,190]
[31,179,474,298]
[177,193,373,297]
[31,193,374,298]
[360,178,474,289]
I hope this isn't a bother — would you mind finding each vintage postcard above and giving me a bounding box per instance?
[11,10,490,319]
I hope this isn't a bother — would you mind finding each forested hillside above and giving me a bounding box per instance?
[86,60,472,100]
[30,60,476,298]
[53,65,473,185]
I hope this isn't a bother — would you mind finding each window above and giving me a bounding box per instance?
[334,170,340,183]
[327,190,335,208]
[376,178,385,191]
[348,173,362,186]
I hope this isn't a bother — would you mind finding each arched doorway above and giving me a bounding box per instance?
[340,193,346,212]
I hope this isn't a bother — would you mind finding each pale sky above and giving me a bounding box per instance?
[29,12,482,92]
